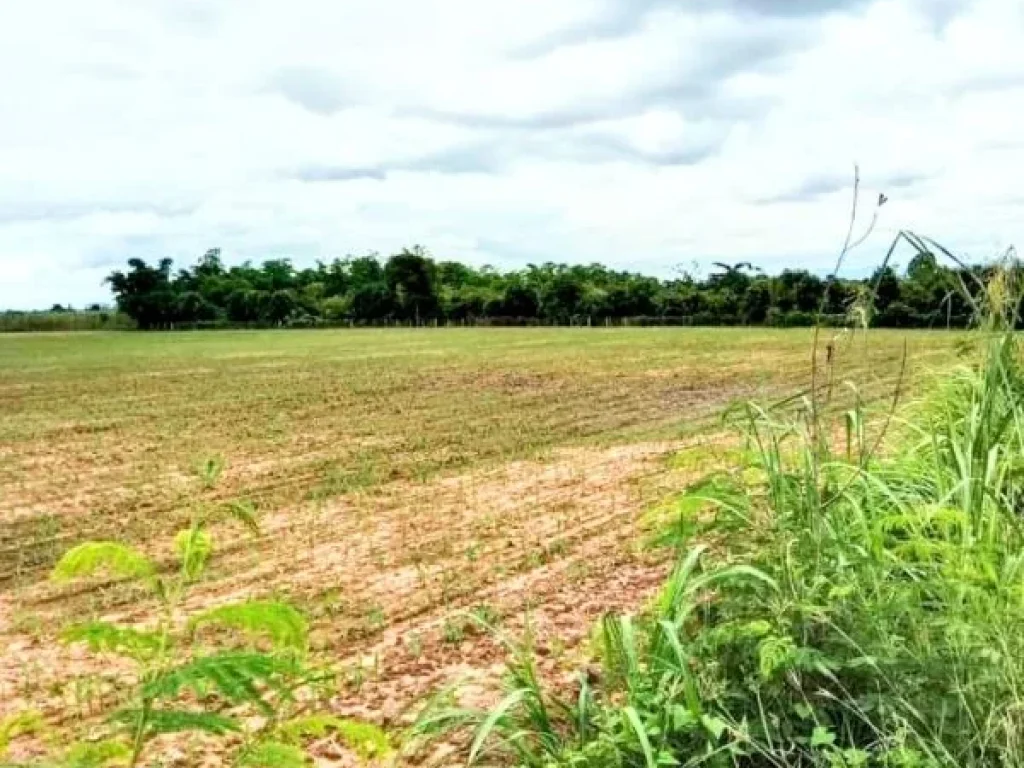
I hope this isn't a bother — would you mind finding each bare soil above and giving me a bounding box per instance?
[0,435,728,764]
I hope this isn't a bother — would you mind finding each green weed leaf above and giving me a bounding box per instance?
[0,710,45,756]
[144,651,301,711]
[469,689,524,765]
[174,528,213,581]
[222,499,260,533]
[189,600,308,652]
[61,621,163,662]
[52,542,155,584]
[277,715,392,760]
[64,739,131,767]
[811,726,836,748]
[239,741,309,767]
[623,706,657,768]
[195,454,225,489]
[757,635,797,680]
[111,708,240,736]
[701,715,727,741]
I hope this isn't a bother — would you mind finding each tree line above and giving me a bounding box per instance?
[104,246,981,330]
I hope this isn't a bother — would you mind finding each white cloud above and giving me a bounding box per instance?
[0,0,1022,307]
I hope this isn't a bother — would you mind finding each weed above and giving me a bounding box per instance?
[1,474,386,766]
[470,603,502,628]
[193,454,225,490]
[365,604,387,633]
[442,617,467,646]
[341,664,367,694]
[406,632,424,659]
[314,587,347,618]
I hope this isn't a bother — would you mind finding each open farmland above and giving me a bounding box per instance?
[0,327,963,762]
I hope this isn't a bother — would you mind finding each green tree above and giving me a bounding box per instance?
[106,258,177,330]
[385,246,438,323]
[100,242,983,331]
[490,282,539,318]
[265,290,298,324]
[174,291,220,323]
[741,279,772,324]
[350,283,393,322]
[538,270,584,322]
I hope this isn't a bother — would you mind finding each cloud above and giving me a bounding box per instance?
[758,169,934,204]
[1,0,1023,308]
[267,66,351,115]
[0,201,196,226]
[289,146,501,183]
[884,171,931,190]
[442,14,802,131]
[907,0,969,31]
[515,0,872,57]
[407,105,618,132]
[570,136,720,167]
[760,174,853,203]
[403,145,507,174]
[292,166,388,182]
[159,0,221,34]
[290,126,722,184]
[408,74,769,132]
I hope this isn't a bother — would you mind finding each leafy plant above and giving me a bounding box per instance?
[6,465,384,767]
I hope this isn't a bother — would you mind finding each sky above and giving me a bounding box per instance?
[1,0,1023,309]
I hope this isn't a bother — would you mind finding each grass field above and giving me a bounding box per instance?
[0,327,965,762]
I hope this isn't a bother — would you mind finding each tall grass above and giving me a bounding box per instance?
[415,255,1024,767]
